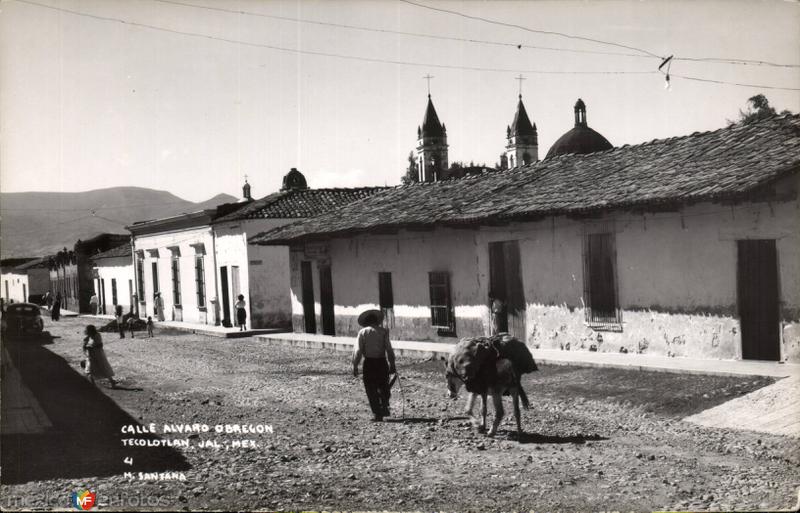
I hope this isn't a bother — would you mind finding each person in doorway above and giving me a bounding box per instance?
[51,293,62,321]
[235,294,247,331]
[82,324,117,388]
[490,297,507,335]
[89,292,99,315]
[154,292,165,322]
[352,309,396,421]
[115,305,126,339]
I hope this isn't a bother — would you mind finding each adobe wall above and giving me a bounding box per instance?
[287,187,799,362]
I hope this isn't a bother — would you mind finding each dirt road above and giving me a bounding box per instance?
[2,316,798,511]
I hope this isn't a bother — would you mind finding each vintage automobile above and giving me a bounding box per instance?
[1,302,45,336]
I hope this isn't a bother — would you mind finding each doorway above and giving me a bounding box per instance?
[488,240,526,340]
[220,266,231,327]
[319,264,335,335]
[300,261,317,334]
[737,239,780,361]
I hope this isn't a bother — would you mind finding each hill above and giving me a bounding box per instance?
[0,187,237,258]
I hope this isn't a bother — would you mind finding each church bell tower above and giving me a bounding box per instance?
[415,94,448,183]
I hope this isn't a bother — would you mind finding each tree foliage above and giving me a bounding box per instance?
[730,94,791,126]
[401,151,418,185]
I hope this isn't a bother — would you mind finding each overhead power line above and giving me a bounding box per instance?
[398,0,800,69]
[13,0,800,91]
[12,0,656,76]
[397,0,662,59]
[153,0,653,60]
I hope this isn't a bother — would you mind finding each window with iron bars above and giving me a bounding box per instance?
[583,232,622,330]
[195,255,206,308]
[428,271,456,335]
[171,256,181,307]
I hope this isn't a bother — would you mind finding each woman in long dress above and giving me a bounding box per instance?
[51,293,62,321]
[154,292,165,322]
[83,324,117,388]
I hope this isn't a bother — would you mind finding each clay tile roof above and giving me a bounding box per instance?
[91,244,132,261]
[213,187,388,223]
[250,115,800,245]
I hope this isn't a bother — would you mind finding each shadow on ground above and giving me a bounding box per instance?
[1,335,190,484]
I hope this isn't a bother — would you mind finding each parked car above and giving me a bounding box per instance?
[1,302,44,336]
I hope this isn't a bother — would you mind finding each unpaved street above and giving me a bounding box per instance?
[2,316,798,512]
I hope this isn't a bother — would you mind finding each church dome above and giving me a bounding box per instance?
[281,168,308,191]
[545,99,612,159]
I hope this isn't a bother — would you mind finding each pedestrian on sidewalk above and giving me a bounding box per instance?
[154,292,165,322]
[352,309,396,422]
[51,293,61,321]
[115,305,126,339]
[146,316,154,337]
[82,324,117,388]
[235,294,247,331]
[89,293,99,315]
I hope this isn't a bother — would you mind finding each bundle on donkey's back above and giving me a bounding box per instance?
[445,334,538,436]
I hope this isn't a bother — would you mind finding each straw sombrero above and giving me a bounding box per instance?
[357,309,383,327]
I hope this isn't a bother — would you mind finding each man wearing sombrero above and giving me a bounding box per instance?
[352,309,396,421]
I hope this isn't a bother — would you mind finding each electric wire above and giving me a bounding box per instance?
[3,0,662,76]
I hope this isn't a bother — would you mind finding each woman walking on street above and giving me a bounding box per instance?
[82,324,117,388]
[235,294,247,331]
[352,309,396,421]
[51,293,62,321]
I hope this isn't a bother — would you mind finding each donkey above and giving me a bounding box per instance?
[445,337,531,436]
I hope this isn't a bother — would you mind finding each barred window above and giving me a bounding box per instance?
[195,255,206,308]
[428,271,455,335]
[171,256,181,306]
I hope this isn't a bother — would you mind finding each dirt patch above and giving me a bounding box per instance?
[1,316,798,512]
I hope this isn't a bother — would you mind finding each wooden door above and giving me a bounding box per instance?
[489,241,525,340]
[737,239,780,361]
[319,265,335,335]
[300,261,317,333]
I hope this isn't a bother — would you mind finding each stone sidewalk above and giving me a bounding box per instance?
[1,346,53,435]
[254,332,800,378]
[684,376,800,438]
[78,313,288,338]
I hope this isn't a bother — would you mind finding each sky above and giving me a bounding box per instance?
[1,0,798,202]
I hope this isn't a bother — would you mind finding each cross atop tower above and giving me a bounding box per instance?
[515,74,526,98]
[423,74,434,96]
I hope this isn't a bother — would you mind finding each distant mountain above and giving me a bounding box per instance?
[0,187,237,258]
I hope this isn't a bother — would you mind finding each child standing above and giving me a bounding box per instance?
[146,316,154,338]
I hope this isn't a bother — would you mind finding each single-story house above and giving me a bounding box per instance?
[211,168,385,328]
[251,114,800,363]
[91,243,135,315]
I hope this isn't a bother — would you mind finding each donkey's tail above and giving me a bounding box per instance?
[519,384,530,410]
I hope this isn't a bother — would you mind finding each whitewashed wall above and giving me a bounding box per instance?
[215,218,293,328]
[288,185,800,362]
[133,227,216,325]
[93,257,135,313]
[1,272,29,303]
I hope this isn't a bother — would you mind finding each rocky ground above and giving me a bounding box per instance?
[1,316,798,512]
